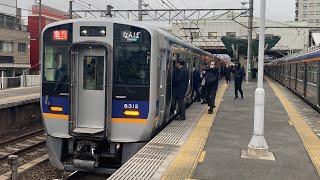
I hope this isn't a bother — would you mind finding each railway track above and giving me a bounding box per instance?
[0,129,45,162]
[0,129,47,178]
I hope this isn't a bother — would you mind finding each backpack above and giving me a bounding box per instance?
[205,71,216,85]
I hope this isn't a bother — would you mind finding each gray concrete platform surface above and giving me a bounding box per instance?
[192,80,319,180]
[0,86,40,108]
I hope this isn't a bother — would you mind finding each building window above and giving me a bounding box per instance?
[303,3,308,7]
[309,11,314,15]
[18,43,26,53]
[5,16,14,29]
[317,11,320,15]
[0,42,13,53]
[316,19,320,23]
[0,16,4,26]
[317,3,320,6]
[304,6,308,9]
[190,32,200,39]
[308,19,314,23]
[303,11,308,15]
[310,3,315,7]
[226,32,236,38]
[227,13,234,19]
[208,32,218,39]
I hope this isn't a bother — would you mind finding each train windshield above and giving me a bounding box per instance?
[113,24,151,86]
[43,45,70,82]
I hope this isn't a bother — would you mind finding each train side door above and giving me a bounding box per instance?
[156,50,167,128]
[73,48,106,134]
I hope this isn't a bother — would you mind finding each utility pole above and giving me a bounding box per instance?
[138,0,143,21]
[245,0,253,84]
[69,0,73,19]
[38,0,42,73]
[241,0,275,161]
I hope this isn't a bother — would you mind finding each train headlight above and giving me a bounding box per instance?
[123,110,140,116]
[50,106,63,112]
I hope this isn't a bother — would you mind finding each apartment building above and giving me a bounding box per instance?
[0,13,30,77]
[296,0,320,25]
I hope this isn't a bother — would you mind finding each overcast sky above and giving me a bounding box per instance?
[18,0,295,22]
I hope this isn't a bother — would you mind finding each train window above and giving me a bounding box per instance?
[113,45,150,85]
[83,56,104,90]
[113,24,151,86]
[291,64,296,79]
[43,45,69,81]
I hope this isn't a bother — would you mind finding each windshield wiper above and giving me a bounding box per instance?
[54,74,68,91]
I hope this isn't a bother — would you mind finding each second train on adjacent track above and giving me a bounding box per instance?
[265,46,320,112]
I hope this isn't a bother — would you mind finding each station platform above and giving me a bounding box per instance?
[108,77,320,180]
[0,86,40,109]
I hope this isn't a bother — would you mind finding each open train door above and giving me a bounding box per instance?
[69,43,110,138]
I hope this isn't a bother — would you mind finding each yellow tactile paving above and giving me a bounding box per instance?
[161,83,228,180]
[266,77,320,176]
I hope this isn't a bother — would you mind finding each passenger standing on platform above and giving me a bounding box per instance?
[233,62,245,100]
[170,59,190,120]
[192,64,201,102]
[205,62,219,114]
[200,63,208,104]
[224,64,232,83]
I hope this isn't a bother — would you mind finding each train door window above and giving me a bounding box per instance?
[314,64,318,84]
[83,56,104,90]
[308,65,313,84]
[291,64,296,80]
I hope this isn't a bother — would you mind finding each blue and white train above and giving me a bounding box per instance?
[266,46,320,112]
[40,18,221,173]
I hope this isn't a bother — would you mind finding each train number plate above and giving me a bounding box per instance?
[124,103,139,109]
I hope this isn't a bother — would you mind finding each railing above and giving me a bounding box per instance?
[0,76,21,89]
[0,73,40,90]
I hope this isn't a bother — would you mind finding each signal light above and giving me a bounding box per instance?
[50,106,63,112]
[123,110,140,116]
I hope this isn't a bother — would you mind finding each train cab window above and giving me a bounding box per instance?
[83,56,104,90]
[43,45,69,81]
[113,24,151,86]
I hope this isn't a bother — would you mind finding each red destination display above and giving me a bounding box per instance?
[53,30,68,40]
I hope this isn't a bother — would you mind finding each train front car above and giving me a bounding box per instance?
[41,19,154,173]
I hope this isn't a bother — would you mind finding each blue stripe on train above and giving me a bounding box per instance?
[41,96,69,115]
[112,100,149,119]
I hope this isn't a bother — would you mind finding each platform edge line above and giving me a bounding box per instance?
[160,83,228,180]
[266,77,320,176]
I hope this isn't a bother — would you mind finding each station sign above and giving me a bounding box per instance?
[121,31,142,42]
[53,30,68,41]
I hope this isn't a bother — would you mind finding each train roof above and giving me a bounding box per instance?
[269,45,320,65]
[43,17,213,57]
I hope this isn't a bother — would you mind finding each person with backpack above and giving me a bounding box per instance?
[205,61,220,114]
[233,62,245,100]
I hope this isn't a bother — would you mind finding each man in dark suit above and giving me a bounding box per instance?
[205,61,220,114]
[170,59,190,120]
[224,64,232,83]
[192,64,201,102]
